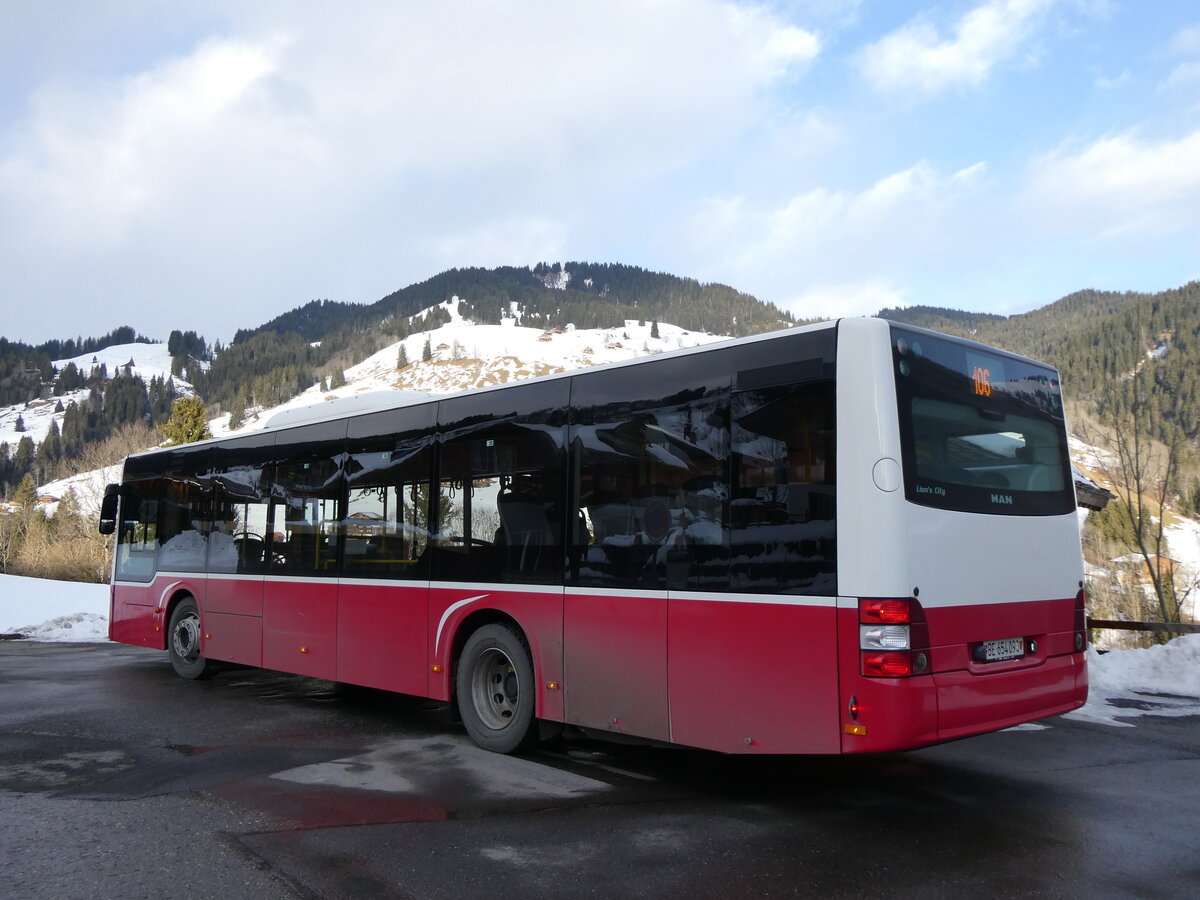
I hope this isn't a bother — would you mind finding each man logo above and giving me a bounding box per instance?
[991,493,1014,505]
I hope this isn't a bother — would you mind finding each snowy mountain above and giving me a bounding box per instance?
[210,297,729,436]
[0,341,196,448]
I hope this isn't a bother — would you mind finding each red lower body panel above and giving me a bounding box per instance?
[337,582,428,695]
[837,600,1088,753]
[668,597,840,754]
[203,612,263,666]
[263,580,337,681]
[109,576,1086,756]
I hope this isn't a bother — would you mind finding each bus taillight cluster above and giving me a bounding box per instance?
[859,597,931,677]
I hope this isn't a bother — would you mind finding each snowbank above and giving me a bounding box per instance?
[1065,635,1200,727]
[0,573,110,642]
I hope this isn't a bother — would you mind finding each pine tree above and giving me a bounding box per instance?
[14,415,24,433]
[12,473,37,509]
[227,392,247,431]
[160,397,212,445]
[11,436,34,482]
[422,337,433,362]
[398,344,409,369]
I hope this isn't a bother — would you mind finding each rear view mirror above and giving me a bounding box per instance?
[98,484,120,535]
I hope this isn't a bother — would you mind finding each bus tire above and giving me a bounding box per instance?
[167,597,213,680]
[457,623,536,753]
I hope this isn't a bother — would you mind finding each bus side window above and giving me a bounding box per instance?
[155,473,208,573]
[342,442,433,579]
[435,428,566,585]
[571,394,730,592]
[730,380,836,596]
[207,468,272,575]
[270,441,345,577]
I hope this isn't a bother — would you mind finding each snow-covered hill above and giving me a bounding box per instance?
[211,297,729,436]
[0,341,197,448]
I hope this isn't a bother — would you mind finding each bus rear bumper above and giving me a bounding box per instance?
[933,651,1087,742]
[840,651,1087,753]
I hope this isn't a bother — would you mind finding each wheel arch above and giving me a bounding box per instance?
[159,585,199,651]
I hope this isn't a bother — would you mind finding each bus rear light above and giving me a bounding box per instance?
[860,624,911,651]
[859,596,930,677]
[862,652,913,677]
[859,598,911,624]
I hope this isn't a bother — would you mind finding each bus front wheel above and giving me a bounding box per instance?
[457,624,536,753]
[167,597,214,680]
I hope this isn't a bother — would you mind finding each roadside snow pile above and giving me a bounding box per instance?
[0,573,109,642]
[1066,634,1200,727]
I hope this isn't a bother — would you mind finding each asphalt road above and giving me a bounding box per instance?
[1,641,1197,899]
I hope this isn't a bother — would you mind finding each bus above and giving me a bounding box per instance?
[98,317,1088,755]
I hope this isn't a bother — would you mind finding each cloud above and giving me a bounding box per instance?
[682,160,989,318]
[1169,23,1200,55]
[1163,61,1200,91]
[1023,129,1200,239]
[784,279,909,319]
[0,0,821,342]
[0,37,282,253]
[859,0,1056,95]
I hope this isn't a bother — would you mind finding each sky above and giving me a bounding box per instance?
[1,0,1198,345]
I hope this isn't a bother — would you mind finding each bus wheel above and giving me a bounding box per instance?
[167,597,213,680]
[457,624,536,753]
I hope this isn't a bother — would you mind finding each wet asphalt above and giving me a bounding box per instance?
[1,640,1197,899]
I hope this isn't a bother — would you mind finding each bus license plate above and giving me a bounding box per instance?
[982,637,1025,662]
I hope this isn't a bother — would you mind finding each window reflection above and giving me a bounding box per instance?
[730,382,836,595]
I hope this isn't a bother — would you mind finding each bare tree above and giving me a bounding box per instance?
[1084,363,1198,638]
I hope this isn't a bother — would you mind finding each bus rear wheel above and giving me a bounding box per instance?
[167,597,213,680]
[457,624,536,753]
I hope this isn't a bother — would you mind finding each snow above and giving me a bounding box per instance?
[52,340,183,385]
[219,300,730,435]
[38,464,123,517]
[0,573,109,642]
[1064,635,1200,727]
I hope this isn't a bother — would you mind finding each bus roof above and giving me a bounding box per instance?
[130,318,843,458]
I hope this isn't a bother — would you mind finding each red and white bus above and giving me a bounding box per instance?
[99,317,1087,754]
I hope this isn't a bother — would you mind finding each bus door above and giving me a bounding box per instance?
[205,436,274,667]
[262,426,345,681]
[337,436,433,696]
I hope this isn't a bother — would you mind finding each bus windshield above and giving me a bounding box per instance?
[890,324,1074,516]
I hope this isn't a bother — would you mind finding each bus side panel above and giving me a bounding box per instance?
[337,581,428,696]
[110,582,164,648]
[668,596,840,754]
[206,574,264,617]
[203,612,263,666]
[262,579,337,680]
[563,590,669,742]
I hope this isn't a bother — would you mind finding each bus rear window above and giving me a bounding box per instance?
[891,325,1074,516]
